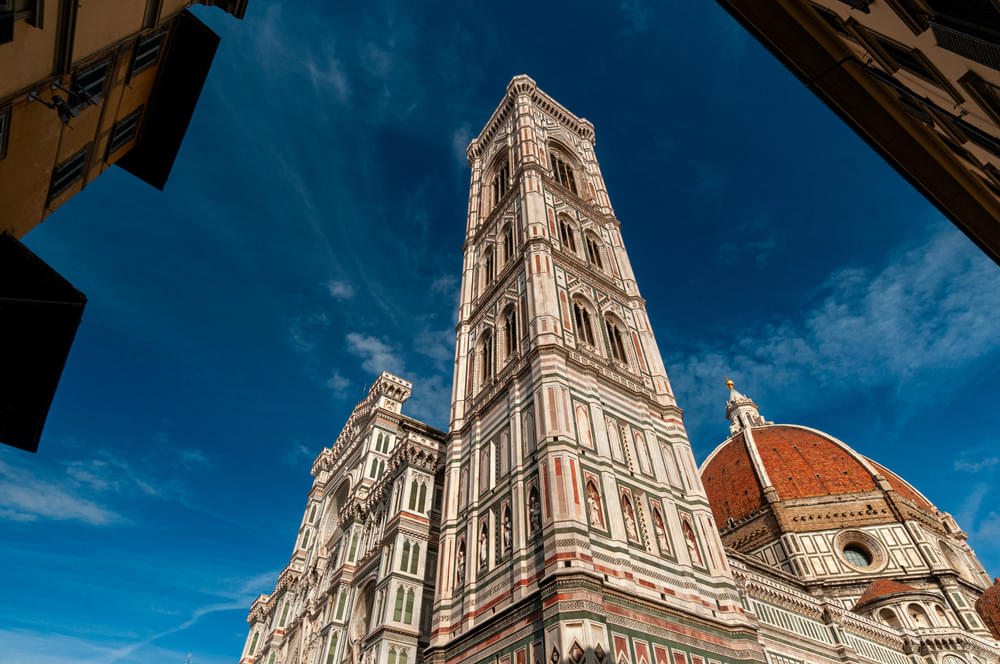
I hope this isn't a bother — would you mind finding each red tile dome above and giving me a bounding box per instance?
[701,424,934,527]
[976,578,1000,640]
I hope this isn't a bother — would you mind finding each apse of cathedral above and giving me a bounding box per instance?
[237,76,1000,664]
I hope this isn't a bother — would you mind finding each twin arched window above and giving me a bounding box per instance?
[483,247,495,285]
[573,300,596,346]
[502,306,517,361]
[605,316,628,364]
[585,233,603,269]
[491,157,510,210]
[550,151,578,194]
[502,224,514,264]
[479,331,493,386]
[559,215,577,252]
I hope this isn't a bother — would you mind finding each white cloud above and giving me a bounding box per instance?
[326,279,355,300]
[288,311,331,353]
[326,369,353,398]
[668,227,1000,439]
[283,443,314,468]
[451,124,472,167]
[178,449,211,468]
[346,332,406,375]
[954,456,1000,473]
[415,327,454,366]
[0,458,123,526]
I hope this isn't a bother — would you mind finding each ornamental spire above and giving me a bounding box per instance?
[725,377,768,434]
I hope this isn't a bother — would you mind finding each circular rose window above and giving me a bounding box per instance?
[834,530,887,573]
[843,543,873,568]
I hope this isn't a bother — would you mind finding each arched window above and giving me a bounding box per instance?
[480,331,493,386]
[558,215,577,252]
[400,650,408,664]
[492,156,510,210]
[325,631,339,664]
[908,603,931,628]
[502,224,514,264]
[484,247,495,285]
[879,607,902,629]
[388,649,397,664]
[633,432,651,474]
[247,631,259,657]
[279,600,290,627]
[401,541,410,570]
[393,587,404,621]
[934,604,952,626]
[408,480,419,510]
[308,504,317,523]
[572,299,596,346]
[523,411,535,453]
[585,233,603,269]
[410,543,420,574]
[417,483,427,513]
[605,316,628,364]
[300,529,310,548]
[550,151,577,194]
[682,519,703,566]
[404,588,415,623]
[502,306,517,361]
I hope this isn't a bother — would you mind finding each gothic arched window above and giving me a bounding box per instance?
[416,482,427,513]
[585,232,603,269]
[401,540,411,570]
[502,224,514,265]
[484,247,495,285]
[502,306,517,362]
[572,299,596,346]
[393,587,404,621]
[404,588,415,623]
[558,215,577,252]
[605,316,629,364]
[550,151,577,194]
[491,153,510,211]
[410,543,420,574]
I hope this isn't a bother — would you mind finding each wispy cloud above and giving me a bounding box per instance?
[283,443,315,468]
[346,332,406,375]
[669,226,1000,443]
[619,0,652,33]
[326,369,353,399]
[716,211,778,268]
[0,457,123,526]
[288,311,331,353]
[326,279,355,300]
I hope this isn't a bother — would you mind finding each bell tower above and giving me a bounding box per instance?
[428,76,763,664]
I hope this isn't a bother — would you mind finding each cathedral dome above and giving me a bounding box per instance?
[701,423,934,527]
[975,578,1000,640]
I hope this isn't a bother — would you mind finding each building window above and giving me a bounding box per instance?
[843,542,873,568]
[961,71,1000,125]
[484,247,495,285]
[0,104,10,160]
[573,300,595,346]
[550,152,577,194]
[130,30,166,79]
[0,0,41,45]
[309,504,317,523]
[605,317,628,364]
[326,632,339,664]
[70,58,112,110]
[401,540,411,570]
[417,483,427,513]
[491,157,510,210]
[393,588,404,621]
[502,224,514,264]
[879,607,902,629]
[49,145,90,201]
[247,631,259,657]
[585,233,603,269]
[106,106,143,160]
[854,25,964,103]
[558,216,577,252]
[410,543,419,574]
[279,601,290,627]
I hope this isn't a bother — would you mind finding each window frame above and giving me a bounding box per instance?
[49,144,90,201]
[69,57,112,111]
[105,105,144,161]
[850,23,964,104]
[128,29,167,81]
[0,104,10,160]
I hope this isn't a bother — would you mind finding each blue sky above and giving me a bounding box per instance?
[3,1,1000,662]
